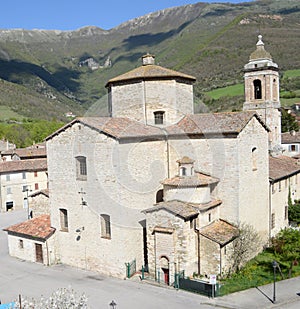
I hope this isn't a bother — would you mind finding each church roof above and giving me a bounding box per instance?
[46,111,268,141]
[162,171,219,187]
[105,64,196,87]
[3,214,55,241]
[144,199,222,220]
[200,219,239,246]
[46,117,164,141]
[176,156,195,164]
[167,111,269,136]
[269,155,300,182]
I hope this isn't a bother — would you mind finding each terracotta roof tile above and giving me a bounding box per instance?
[2,147,46,158]
[46,112,266,141]
[144,199,222,219]
[162,171,219,187]
[166,111,269,136]
[200,219,239,246]
[281,131,300,144]
[3,214,55,240]
[29,188,49,198]
[46,117,164,140]
[105,64,196,87]
[0,158,47,174]
[269,155,300,181]
[176,156,195,164]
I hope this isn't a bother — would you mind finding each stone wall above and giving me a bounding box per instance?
[109,79,193,126]
[7,235,55,266]
[146,209,198,278]
[47,122,169,278]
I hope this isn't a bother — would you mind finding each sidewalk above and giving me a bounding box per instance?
[204,276,300,309]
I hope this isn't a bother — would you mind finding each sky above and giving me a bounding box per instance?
[0,0,250,31]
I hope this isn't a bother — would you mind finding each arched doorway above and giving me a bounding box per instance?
[160,256,169,285]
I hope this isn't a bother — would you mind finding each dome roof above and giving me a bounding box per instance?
[249,35,272,61]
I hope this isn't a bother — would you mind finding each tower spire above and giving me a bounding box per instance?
[243,35,281,153]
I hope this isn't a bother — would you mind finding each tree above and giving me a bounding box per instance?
[14,287,88,309]
[281,108,299,133]
[288,199,300,226]
[271,228,300,278]
[228,223,262,274]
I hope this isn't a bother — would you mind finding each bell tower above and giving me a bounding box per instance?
[243,35,281,151]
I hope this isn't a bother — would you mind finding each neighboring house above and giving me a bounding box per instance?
[0,159,48,213]
[1,144,46,162]
[269,155,300,236]
[4,35,293,281]
[281,131,300,157]
[4,214,55,265]
[28,189,50,217]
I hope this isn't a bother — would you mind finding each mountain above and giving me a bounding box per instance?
[0,0,299,120]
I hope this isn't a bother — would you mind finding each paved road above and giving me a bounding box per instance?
[1,210,300,308]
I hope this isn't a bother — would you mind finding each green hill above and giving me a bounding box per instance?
[0,0,300,119]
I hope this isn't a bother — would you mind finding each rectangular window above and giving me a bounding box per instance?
[271,213,275,229]
[76,156,87,180]
[34,171,38,177]
[278,181,281,192]
[154,111,165,125]
[22,172,26,179]
[22,185,28,192]
[19,239,24,249]
[60,209,69,232]
[35,183,39,190]
[101,214,111,239]
[6,187,12,194]
[289,145,297,152]
[6,174,10,181]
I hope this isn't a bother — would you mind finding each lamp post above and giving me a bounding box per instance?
[23,187,32,219]
[109,300,117,309]
[272,260,278,303]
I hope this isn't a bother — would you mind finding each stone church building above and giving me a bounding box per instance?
[5,36,294,282]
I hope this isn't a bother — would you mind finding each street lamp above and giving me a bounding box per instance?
[23,187,32,219]
[109,300,117,309]
[272,260,278,303]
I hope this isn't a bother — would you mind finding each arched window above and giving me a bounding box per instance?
[254,79,262,99]
[100,214,111,239]
[156,189,164,203]
[60,208,68,232]
[252,147,257,171]
[180,167,187,176]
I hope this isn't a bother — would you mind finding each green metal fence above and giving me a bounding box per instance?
[125,259,136,278]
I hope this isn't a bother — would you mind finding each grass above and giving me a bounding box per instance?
[204,84,244,99]
[218,250,300,296]
[283,69,300,78]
